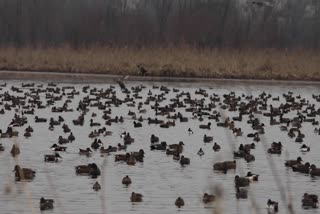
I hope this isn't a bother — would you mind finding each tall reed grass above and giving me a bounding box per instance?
[0,46,319,80]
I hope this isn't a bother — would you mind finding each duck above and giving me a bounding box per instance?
[302,193,318,209]
[292,162,310,174]
[169,141,184,151]
[44,153,62,162]
[197,148,204,156]
[131,192,143,202]
[68,132,75,142]
[187,128,193,134]
[25,125,33,132]
[310,164,320,177]
[253,133,260,142]
[40,197,54,210]
[50,144,67,152]
[58,136,69,144]
[245,172,259,181]
[213,160,236,172]
[13,165,36,181]
[93,181,101,191]
[24,131,31,137]
[203,134,213,143]
[285,157,302,167]
[212,142,221,152]
[288,129,296,138]
[126,155,136,165]
[267,199,279,212]
[150,141,167,150]
[150,134,159,143]
[122,175,132,186]
[202,193,215,203]
[10,144,20,156]
[180,156,190,166]
[199,122,211,129]
[236,186,248,199]
[105,145,118,153]
[133,121,142,128]
[75,163,101,178]
[79,148,93,155]
[268,147,282,155]
[235,175,250,187]
[118,143,127,150]
[244,153,255,163]
[300,144,310,152]
[90,119,101,127]
[91,139,102,150]
[175,197,184,208]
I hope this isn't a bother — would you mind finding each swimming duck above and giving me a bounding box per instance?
[267,199,279,212]
[133,121,142,128]
[203,134,213,143]
[292,162,310,174]
[236,186,248,199]
[90,119,101,127]
[24,131,31,137]
[300,144,310,152]
[197,148,204,156]
[13,165,36,181]
[126,155,136,165]
[10,144,20,156]
[246,172,259,181]
[150,134,159,143]
[91,139,102,150]
[180,156,190,166]
[40,197,54,210]
[213,160,236,172]
[244,153,255,163]
[212,142,221,152]
[188,128,193,134]
[44,153,62,162]
[131,192,143,202]
[175,197,184,208]
[58,136,69,144]
[79,148,93,156]
[310,165,320,177]
[199,122,211,129]
[93,181,101,191]
[285,157,302,167]
[302,193,318,209]
[68,132,75,142]
[150,141,167,150]
[122,175,132,186]
[235,175,250,187]
[50,144,67,152]
[202,193,215,203]
[75,163,101,178]
[118,143,127,150]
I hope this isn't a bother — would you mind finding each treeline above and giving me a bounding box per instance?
[0,0,319,48]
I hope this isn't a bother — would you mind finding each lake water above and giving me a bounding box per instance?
[0,79,319,214]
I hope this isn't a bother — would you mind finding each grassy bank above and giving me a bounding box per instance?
[0,46,319,81]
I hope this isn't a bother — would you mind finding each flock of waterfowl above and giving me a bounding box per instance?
[0,80,319,213]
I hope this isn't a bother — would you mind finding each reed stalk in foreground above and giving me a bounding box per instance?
[0,46,320,81]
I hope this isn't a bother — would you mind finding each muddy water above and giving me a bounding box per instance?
[0,80,319,214]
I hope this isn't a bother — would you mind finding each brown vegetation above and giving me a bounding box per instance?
[0,46,320,81]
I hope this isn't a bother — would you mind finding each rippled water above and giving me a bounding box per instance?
[0,80,319,214]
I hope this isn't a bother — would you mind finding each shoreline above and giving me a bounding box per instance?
[0,47,320,83]
[1,70,320,85]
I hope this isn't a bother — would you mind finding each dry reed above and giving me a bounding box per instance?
[0,46,320,81]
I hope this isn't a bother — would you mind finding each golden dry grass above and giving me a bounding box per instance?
[0,46,320,80]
